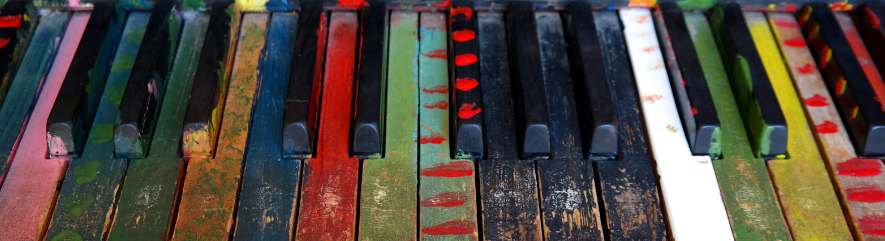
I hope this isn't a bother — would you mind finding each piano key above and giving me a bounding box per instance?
[234,12,300,239]
[800,4,885,157]
[0,11,67,183]
[534,10,602,240]
[564,2,617,158]
[621,8,733,240]
[684,11,792,240]
[593,10,667,240]
[416,12,479,240]
[657,3,721,157]
[769,11,885,240]
[449,1,483,158]
[838,11,885,120]
[507,2,550,160]
[282,1,325,159]
[0,11,87,240]
[707,3,787,159]
[476,11,543,240]
[0,0,35,107]
[854,4,885,96]
[743,10,853,239]
[351,1,386,158]
[181,2,238,158]
[47,2,117,158]
[108,10,212,239]
[173,12,267,240]
[295,11,360,240]
[45,12,148,240]
[115,2,179,158]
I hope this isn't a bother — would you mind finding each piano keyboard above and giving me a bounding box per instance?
[2,0,885,240]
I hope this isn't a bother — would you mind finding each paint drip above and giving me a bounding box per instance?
[458,103,480,119]
[815,120,839,134]
[455,78,478,91]
[420,192,467,207]
[454,54,477,66]
[421,220,476,235]
[845,186,885,203]
[420,161,473,177]
[836,158,884,177]
[452,30,475,42]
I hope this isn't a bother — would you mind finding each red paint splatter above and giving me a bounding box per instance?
[422,220,476,235]
[830,2,853,11]
[455,78,478,91]
[784,37,807,47]
[0,15,21,28]
[691,108,698,115]
[458,103,481,119]
[420,192,467,207]
[336,0,369,8]
[423,85,448,94]
[682,80,686,87]
[421,161,474,177]
[424,101,448,110]
[774,19,800,28]
[785,4,797,12]
[422,49,448,59]
[451,7,473,21]
[805,94,829,106]
[797,63,817,74]
[837,158,884,177]
[859,215,885,236]
[866,8,882,29]
[434,0,452,7]
[845,186,885,203]
[816,121,839,134]
[452,30,475,42]
[455,54,477,66]
[420,132,447,144]
[0,38,9,49]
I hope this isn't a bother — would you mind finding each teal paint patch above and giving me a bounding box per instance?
[73,161,101,184]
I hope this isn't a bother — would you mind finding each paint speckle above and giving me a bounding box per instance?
[452,30,475,42]
[837,158,884,177]
[420,132,446,144]
[797,63,817,74]
[454,54,477,66]
[450,7,472,21]
[420,161,473,177]
[337,0,369,8]
[420,192,467,207]
[457,103,480,119]
[691,108,698,115]
[845,186,885,203]
[0,15,21,28]
[422,49,447,59]
[424,101,448,110]
[641,94,663,103]
[455,78,478,91]
[774,19,800,28]
[423,85,448,94]
[815,120,839,134]
[421,220,476,235]
[784,37,807,47]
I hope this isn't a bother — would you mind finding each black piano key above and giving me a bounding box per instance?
[708,3,788,158]
[855,4,885,83]
[564,2,617,158]
[480,12,518,161]
[449,1,483,159]
[801,4,885,157]
[350,1,386,158]
[658,3,721,157]
[47,2,118,157]
[507,2,550,160]
[0,0,34,106]
[282,2,327,159]
[116,1,178,158]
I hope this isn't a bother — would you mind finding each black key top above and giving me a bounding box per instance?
[0,0,34,106]
[282,1,327,159]
[658,3,721,157]
[351,1,387,158]
[801,4,885,157]
[507,2,550,160]
[449,1,483,159]
[47,2,118,157]
[565,2,617,158]
[708,3,788,159]
[116,1,179,158]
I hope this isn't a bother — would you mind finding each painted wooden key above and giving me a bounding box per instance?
[744,10,853,239]
[294,11,360,241]
[450,1,483,159]
[108,9,216,240]
[708,3,787,159]
[282,1,325,159]
[623,8,732,240]
[351,1,386,158]
[46,12,149,241]
[769,11,885,240]
[0,0,35,107]
[535,10,603,240]
[0,12,86,241]
[234,12,301,240]
[684,11,791,240]
[507,2,550,160]
[417,12,479,240]
[854,4,885,96]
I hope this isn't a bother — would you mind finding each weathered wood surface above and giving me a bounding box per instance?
[684,11,791,241]
[622,8,733,240]
[0,11,68,179]
[535,11,602,241]
[417,11,479,241]
[745,11,853,240]
[351,1,386,158]
[449,1,483,159]
[0,12,87,241]
[233,12,301,240]
[593,10,667,240]
[172,13,266,240]
[45,11,147,241]
[282,1,324,159]
[507,2,550,160]
[0,0,35,107]
[107,11,210,240]
[294,11,360,241]
[359,10,419,241]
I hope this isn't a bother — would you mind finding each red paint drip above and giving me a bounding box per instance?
[422,49,448,59]
[805,94,829,106]
[797,63,817,74]
[458,103,481,119]
[867,8,882,29]
[0,15,21,28]
[774,19,800,28]
[785,5,797,12]
[691,108,698,116]
[451,7,473,21]
[837,158,884,177]
[424,101,448,110]
[421,161,474,177]
[336,0,369,8]
[420,132,447,144]
[846,186,885,203]
[420,192,468,207]
[816,120,839,134]
[452,30,475,42]
[859,215,885,236]
[423,85,448,94]
[434,0,452,7]
[422,220,477,235]
[784,37,808,47]
[682,80,686,87]
[455,54,477,66]
[455,78,478,91]
[0,38,9,49]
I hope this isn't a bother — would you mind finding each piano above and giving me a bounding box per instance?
[0,0,883,240]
